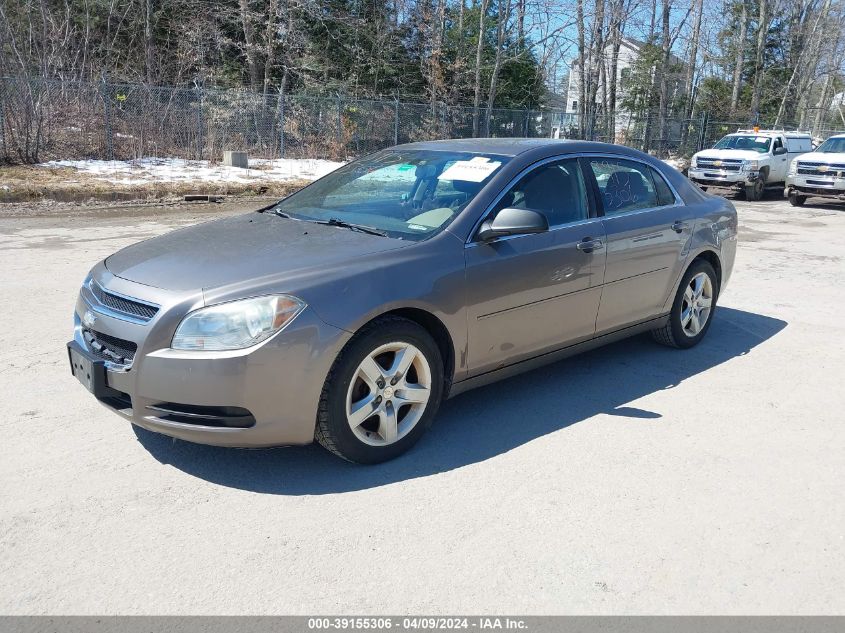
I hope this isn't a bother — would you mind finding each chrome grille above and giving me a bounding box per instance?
[796,161,845,176]
[83,329,138,364]
[89,281,159,322]
[697,157,742,172]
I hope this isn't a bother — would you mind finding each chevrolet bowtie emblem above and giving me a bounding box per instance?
[818,164,829,172]
[713,160,722,167]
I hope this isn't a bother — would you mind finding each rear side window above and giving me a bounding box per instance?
[587,158,660,214]
[651,169,676,206]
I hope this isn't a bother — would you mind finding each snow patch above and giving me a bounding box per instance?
[661,158,689,172]
[38,157,344,185]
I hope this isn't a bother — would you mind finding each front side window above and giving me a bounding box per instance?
[490,159,589,227]
[713,135,771,153]
[272,149,509,241]
[587,158,660,214]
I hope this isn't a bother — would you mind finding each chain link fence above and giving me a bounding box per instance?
[3,76,845,165]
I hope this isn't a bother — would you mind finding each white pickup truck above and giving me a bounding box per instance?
[785,134,845,206]
[688,129,814,201]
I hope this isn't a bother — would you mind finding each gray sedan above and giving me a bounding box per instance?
[68,139,738,463]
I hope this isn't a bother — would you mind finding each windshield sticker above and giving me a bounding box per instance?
[439,159,501,182]
[755,137,768,142]
[359,163,417,180]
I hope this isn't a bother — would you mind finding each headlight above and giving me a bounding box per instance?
[690,156,697,168]
[743,160,760,171]
[788,160,798,176]
[172,295,306,351]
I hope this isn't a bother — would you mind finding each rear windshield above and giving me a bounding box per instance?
[713,135,771,153]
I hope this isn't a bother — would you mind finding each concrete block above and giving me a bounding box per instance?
[223,151,249,168]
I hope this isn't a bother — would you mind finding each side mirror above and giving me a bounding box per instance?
[477,207,549,242]
[774,146,788,155]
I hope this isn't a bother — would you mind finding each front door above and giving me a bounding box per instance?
[584,156,693,333]
[771,136,788,181]
[464,158,606,377]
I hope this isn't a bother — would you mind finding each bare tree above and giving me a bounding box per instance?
[239,0,261,90]
[684,0,704,119]
[749,0,769,122]
[484,0,513,135]
[730,0,748,115]
[576,0,587,135]
[472,0,490,136]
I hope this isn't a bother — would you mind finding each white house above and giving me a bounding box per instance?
[563,38,687,139]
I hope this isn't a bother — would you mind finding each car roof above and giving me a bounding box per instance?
[394,137,645,158]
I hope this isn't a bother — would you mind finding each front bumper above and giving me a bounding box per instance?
[688,168,757,189]
[70,267,351,447]
[786,174,845,199]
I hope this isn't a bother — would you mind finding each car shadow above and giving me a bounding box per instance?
[133,307,786,495]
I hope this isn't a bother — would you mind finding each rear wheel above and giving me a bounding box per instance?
[652,259,719,349]
[745,173,765,201]
[788,192,807,206]
[315,316,444,464]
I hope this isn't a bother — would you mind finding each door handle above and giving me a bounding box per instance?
[671,221,688,233]
[576,238,604,253]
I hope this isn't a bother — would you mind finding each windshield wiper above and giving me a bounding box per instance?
[312,217,389,237]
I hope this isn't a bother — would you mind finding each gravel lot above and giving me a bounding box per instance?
[0,194,843,614]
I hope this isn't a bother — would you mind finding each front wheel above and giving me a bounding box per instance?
[651,259,720,349]
[788,192,807,206]
[315,316,444,464]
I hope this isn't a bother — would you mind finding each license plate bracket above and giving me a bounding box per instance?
[67,340,111,398]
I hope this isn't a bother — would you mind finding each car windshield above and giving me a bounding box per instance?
[814,137,845,153]
[713,135,771,153]
[271,149,510,241]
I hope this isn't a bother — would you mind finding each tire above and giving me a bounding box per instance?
[651,259,720,349]
[745,172,765,201]
[788,192,807,206]
[315,316,444,464]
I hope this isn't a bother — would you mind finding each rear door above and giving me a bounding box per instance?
[584,156,693,333]
[464,158,606,376]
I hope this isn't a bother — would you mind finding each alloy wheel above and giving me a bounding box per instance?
[345,342,432,446]
[680,272,713,337]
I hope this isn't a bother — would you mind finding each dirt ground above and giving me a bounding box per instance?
[0,193,843,614]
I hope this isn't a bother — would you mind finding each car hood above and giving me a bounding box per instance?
[793,151,845,164]
[105,212,411,292]
[696,149,765,161]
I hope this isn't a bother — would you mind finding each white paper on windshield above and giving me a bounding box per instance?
[755,136,768,142]
[439,157,501,182]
